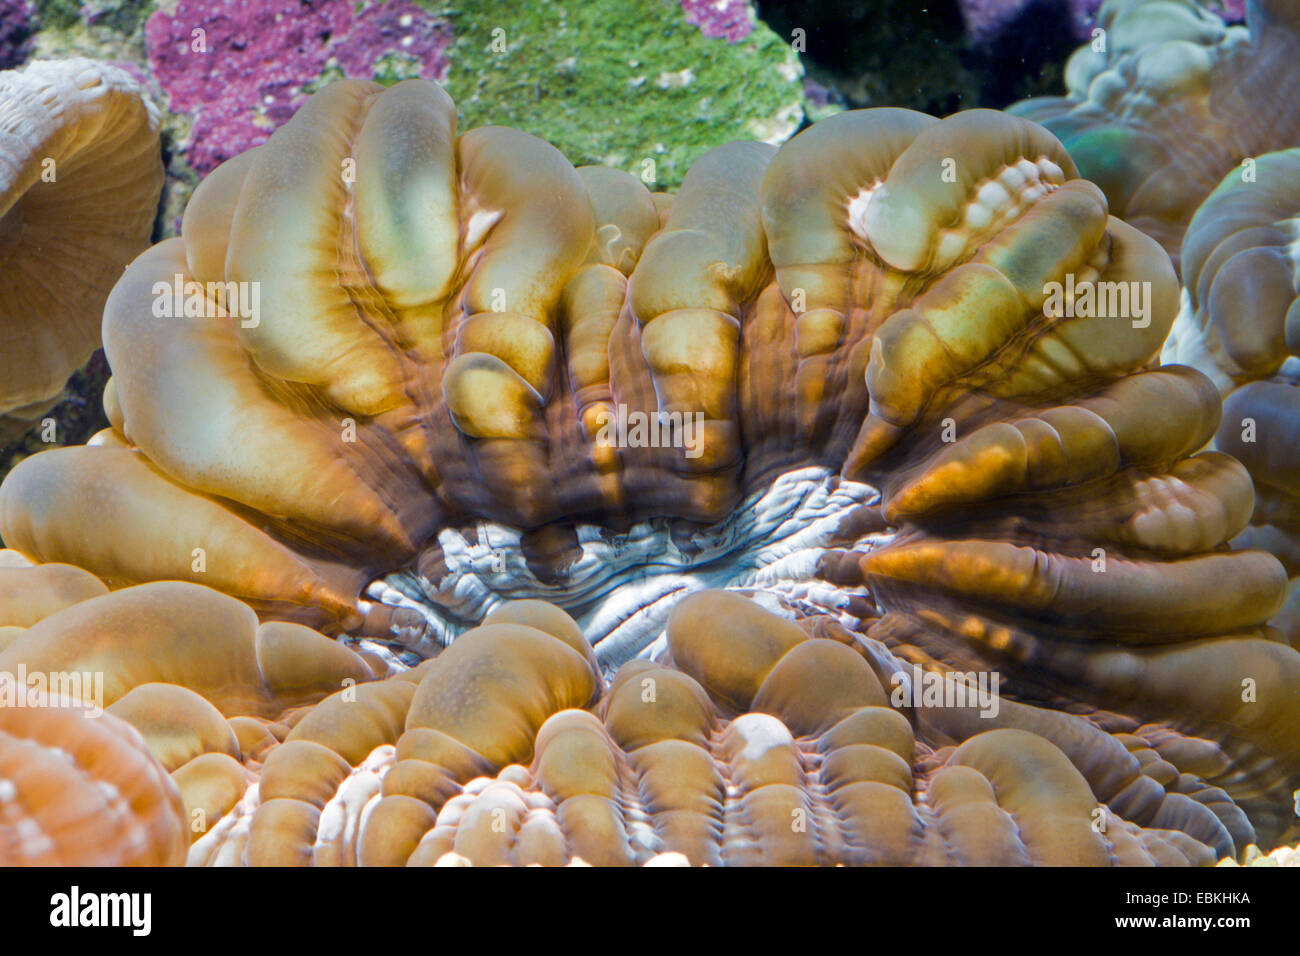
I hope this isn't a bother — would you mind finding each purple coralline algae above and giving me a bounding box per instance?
[681,0,756,42]
[960,0,1104,42]
[960,0,1244,43]
[145,0,452,175]
[0,0,32,70]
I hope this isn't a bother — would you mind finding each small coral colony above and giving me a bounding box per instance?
[1,0,1300,869]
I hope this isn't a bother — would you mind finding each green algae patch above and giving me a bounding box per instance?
[31,0,155,62]
[423,0,804,189]
[31,0,83,31]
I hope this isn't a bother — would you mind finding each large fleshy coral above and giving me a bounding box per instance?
[0,578,380,717]
[180,595,1232,866]
[0,573,1288,864]
[0,679,189,866]
[0,559,384,864]
[0,57,162,440]
[2,78,1297,862]
[1010,0,1300,271]
[1161,149,1300,646]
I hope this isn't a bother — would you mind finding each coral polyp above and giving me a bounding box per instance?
[3,0,1300,871]
[0,574,1258,866]
[1011,0,1300,272]
[1,65,1297,868]
[0,58,162,441]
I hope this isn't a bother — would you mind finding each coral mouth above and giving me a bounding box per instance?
[362,466,892,668]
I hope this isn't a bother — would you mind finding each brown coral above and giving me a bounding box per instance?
[184,595,1228,866]
[0,77,1296,864]
[0,579,378,716]
[0,568,386,863]
[0,58,163,440]
[1010,0,1300,271]
[0,686,188,866]
[1161,149,1300,647]
[0,563,1281,866]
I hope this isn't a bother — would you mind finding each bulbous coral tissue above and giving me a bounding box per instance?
[1,0,1300,869]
